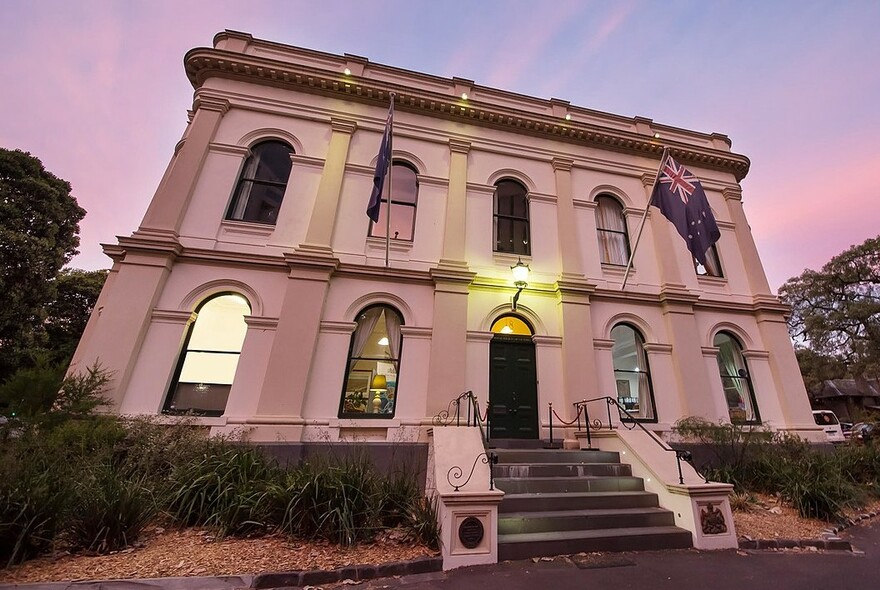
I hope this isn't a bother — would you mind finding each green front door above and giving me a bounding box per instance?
[489,335,538,439]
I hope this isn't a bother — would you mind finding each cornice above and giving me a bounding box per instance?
[184,46,751,181]
[400,326,433,339]
[246,316,280,330]
[320,320,356,335]
[151,309,195,324]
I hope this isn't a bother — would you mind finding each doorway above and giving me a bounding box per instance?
[489,315,538,439]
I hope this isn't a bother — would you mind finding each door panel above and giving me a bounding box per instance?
[489,336,538,439]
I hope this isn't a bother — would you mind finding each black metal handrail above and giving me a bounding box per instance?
[447,451,499,491]
[432,390,490,445]
[546,401,583,448]
[573,396,708,485]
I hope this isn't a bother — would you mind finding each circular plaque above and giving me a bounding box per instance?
[458,516,484,549]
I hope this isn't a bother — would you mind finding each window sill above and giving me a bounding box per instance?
[218,220,275,242]
[696,274,727,286]
[493,252,531,267]
[366,236,413,255]
[154,413,228,427]
[601,263,631,276]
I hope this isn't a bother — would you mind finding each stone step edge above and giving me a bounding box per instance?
[251,555,442,589]
[737,538,852,551]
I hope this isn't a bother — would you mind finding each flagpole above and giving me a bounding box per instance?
[384,93,395,268]
[621,147,670,290]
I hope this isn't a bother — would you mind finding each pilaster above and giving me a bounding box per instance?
[301,118,357,249]
[723,187,772,296]
[139,96,229,234]
[552,157,584,277]
[440,139,471,266]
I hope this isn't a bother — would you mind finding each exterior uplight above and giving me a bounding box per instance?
[461,93,468,100]
[565,114,572,121]
[344,68,352,76]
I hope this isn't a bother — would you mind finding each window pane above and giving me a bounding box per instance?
[390,164,418,204]
[371,203,415,240]
[611,324,655,421]
[340,306,403,418]
[714,332,758,423]
[598,230,629,265]
[227,141,293,224]
[165,294,251,417]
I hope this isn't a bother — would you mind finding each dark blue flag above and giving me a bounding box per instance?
[650,156,721,265]
[366,101,394,223]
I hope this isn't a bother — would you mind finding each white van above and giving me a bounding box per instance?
[812,410,845,443]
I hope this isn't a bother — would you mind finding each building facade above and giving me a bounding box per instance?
[71,30,821,446]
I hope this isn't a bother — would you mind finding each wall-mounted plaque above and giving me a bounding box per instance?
[458,516,484,549]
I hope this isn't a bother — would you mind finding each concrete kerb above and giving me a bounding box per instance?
[1,557,443,590]
[737,509,880,552]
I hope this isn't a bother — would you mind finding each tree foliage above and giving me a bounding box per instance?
[0,148,86,379]
[44,268,108,364]
[779,236,880,378]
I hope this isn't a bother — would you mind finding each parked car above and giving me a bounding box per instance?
[812,410,846,443]
[850,422,877,444]
[841,422,854,439]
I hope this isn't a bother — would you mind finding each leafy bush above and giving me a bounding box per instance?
[65,463,156,553]
[166,445,278,536]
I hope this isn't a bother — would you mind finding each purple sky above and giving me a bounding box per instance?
[2,0,879,291]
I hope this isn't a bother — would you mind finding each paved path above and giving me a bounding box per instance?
[347,521,880,590]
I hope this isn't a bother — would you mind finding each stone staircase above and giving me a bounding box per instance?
[493,447,693,560]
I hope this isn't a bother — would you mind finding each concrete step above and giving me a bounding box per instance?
[498,526,693,560]
[494,462,633,478]
[495,475,645,494]
[499,490,660,513]
[492,449,621,464]
[487,438,550,449]
[498,507,676,535]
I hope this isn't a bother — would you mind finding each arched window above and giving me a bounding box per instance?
[339,305,404,418]
[595,195,630,265]
[611,324,657,421]
[163,293,251,416]
[714,331,760,423]
[369,161,419,241]
[494,179,530,255]
[695,244,723,278]
[226,140,293,224]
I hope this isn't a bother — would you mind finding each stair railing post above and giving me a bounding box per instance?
[582,400,592,449]
[486,400,491,444]
[548,402,554,447]
[606,397,613,430]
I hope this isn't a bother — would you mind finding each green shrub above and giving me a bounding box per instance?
[0,453,69,567]
[65,463,156,553]
[406,495,440,549]
[166,446,278,536]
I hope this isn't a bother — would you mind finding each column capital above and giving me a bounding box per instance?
[722,187,743,201]
[330,118,358,134]
[552,157,574,172]
[192,96,230,115]
[641,172,657,188]
[449,139,471,154]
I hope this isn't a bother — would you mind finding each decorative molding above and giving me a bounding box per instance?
[466,331,494,343]
[528,191,557,205]
[330,118,357,134]
[701,346,720,357]
[401,326,433,339]
[572,199,598,210]
[319,320,355,335]
[716,219,736,230]
[722,187,743,201]
[245,316,280,330]
[449,139,471,154]
[208,143,251,157]
[532,335,563,348]
[593,338,614,351]
[643,343,674,355]
[184,47,751,180]
[151,309,195,324]
[551,157,573,172]
[417,175,449,189]
[743,350,771,361]
[291,154,326,169]
[218,220,275,239]
[192,95,230,114]
[466,182,496,196]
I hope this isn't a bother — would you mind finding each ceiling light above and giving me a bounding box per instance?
[378,337,389,346]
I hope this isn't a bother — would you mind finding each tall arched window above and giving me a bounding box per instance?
[714,331,760,423]
[339,305,404,418]
[163,293,251,416]
[595,195,630,265]
[611,324,656,421]
[226,140,293,224]
[369,161,419,241]
[494,179,530,255]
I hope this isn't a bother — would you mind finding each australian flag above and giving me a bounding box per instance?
[366,101,394,223]
[651,156,721,265]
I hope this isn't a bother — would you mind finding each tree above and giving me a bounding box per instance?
[44,268,108,365]
[779,236,880,379]
[0,148,85,380]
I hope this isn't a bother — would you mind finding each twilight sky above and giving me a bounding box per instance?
[1,0,879,291]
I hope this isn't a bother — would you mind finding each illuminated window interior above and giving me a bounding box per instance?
[490,315,533,336]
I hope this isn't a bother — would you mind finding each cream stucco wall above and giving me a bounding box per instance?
[70,30,822,444]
